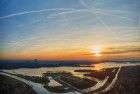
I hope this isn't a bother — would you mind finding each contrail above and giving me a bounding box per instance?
[17,10,91,29]
[46,9,89,28]
[47,9,133,21]
[73,0,132,22]
[95,8,135,15]
[79,0,119,40]
[95,11,133,21]
[79,0,91,9]
[47,9,89,18]
[0,8,74,20]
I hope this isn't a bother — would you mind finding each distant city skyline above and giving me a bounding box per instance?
[0,0,140,61]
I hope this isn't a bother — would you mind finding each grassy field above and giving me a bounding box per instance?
[102,66,140,94]
[0,74,37,94]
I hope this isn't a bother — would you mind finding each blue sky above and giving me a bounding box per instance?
[0,0,140,60]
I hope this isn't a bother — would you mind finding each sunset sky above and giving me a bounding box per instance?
[0,0,140,61]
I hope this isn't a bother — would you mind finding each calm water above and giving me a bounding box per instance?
[4,62,140,77]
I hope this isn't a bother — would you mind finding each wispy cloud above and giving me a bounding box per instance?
[102,49,140,55]
[102,46,140,55]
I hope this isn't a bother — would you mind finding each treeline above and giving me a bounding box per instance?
[0,60,93,69]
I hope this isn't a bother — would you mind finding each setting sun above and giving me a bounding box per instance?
[92,46,102,57]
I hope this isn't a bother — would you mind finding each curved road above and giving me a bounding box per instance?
[99,67,121,93]
[0,72,81,94]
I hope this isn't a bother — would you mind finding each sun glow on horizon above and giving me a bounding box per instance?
[92,46,102,57]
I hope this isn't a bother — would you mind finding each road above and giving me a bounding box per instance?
[0,72,81,94]
[99,67,121,93]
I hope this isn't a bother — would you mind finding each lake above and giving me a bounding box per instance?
[3,62,140,77]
